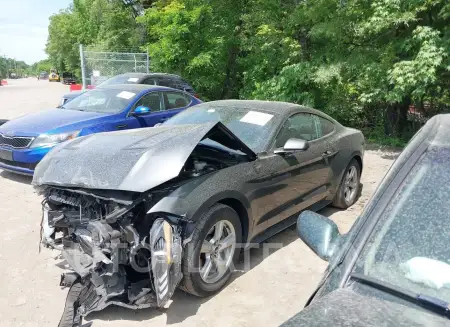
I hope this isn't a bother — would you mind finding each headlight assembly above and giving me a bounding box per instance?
[30,130,80,148]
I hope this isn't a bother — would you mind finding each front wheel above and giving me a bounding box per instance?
[180,204,242,297]
[332,159,361,209]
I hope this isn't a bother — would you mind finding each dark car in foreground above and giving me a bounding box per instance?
[33,100,364,326]
[0,84,200,175]
[282,114,450,327]
[59,72,198,107]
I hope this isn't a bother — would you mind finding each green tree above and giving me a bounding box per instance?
[45,0,142,76]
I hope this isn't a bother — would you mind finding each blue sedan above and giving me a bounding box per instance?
[0,84,201,175]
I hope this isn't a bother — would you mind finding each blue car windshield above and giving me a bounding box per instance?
[163,103,280,152]
[62,89,136,113]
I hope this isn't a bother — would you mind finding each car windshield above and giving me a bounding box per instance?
[354,147,450,302]
[163,103,280,152]
[98,75,140,86]
[62,88,137,113]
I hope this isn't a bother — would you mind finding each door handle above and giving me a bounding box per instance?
[116,124,127,130]
[322,150,333,157]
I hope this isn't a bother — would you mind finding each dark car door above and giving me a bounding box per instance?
[314,115,339,175]
[252,113,332,231]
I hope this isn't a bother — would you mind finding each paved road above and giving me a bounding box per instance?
[0,78,397,327]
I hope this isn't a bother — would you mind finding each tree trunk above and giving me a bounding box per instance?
[384,97,410,137]
[221,42,240,99]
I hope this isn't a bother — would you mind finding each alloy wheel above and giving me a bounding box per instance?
[344,165,358,203]
[199,220,236,284]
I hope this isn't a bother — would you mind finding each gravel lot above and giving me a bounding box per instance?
[0,78,399,327]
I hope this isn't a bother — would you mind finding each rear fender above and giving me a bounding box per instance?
[329,150,363,197]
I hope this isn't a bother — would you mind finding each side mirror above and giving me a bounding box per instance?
[274,138,309,155]
[133,105,151,116]
[297,210,341,261]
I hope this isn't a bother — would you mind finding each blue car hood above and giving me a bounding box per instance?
[0,109,109,136]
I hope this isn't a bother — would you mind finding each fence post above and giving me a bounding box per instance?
[146,48,150,73]
[79,44,87,90]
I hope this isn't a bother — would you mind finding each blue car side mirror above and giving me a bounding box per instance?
[134,105,151,116]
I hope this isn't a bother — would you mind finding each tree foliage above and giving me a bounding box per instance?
[139,0,449,139]
[45,0,450,141]
[0,57,29,79]
[45,0,142,75]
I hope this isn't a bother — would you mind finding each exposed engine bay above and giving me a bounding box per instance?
[36,145,246,327]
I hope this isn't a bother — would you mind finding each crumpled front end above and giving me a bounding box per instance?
[39,186,185,327]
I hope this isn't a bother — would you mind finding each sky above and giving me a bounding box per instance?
[0,0,72,64]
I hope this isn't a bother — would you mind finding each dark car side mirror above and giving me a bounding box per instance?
[133,105,151,116]
[274,138,309,155]
[297,210,342,261]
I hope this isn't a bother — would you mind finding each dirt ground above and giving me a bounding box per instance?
[0,78,399,327]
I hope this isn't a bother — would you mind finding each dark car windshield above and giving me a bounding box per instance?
[62,88,137,113]
[98,75,141,86]
[354,147,450,302]
[163,103,280,152]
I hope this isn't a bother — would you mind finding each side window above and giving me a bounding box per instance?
[157,78,174,88]
[142,78,156,85]
[318,116,335,136]
[275,113,320,148]
[134,92,162,112]
[164,92,191,110]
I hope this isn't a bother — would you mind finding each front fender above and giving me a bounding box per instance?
[147,186,252,241]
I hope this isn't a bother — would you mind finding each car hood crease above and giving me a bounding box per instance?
[32,121,256,192]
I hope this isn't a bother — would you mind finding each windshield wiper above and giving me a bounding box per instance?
[350,273,450,319]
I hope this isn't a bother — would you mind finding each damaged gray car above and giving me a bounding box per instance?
[32,100,365,326]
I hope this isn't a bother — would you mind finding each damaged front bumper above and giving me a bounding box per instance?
[41,198,184,327]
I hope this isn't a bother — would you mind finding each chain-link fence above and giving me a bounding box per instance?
[79,44,149,88]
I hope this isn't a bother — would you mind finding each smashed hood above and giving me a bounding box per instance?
[32,122,256,192]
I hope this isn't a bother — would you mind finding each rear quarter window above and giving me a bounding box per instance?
[319,117,335,136]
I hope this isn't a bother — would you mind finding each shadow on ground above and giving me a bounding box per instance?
[85,204,343,325]
[0,170,32,184]
[86,292,213,325]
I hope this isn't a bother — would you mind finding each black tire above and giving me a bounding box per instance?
[180,204,242,297]
[332,158,361,209]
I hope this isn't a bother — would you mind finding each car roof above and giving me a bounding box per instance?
[96,84,178,93]
[200,100,335,120]
[115,72,183,79]
[422,114,450,146]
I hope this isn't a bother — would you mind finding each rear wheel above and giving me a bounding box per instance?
[332,159,361,209]
[180,204,242,297]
